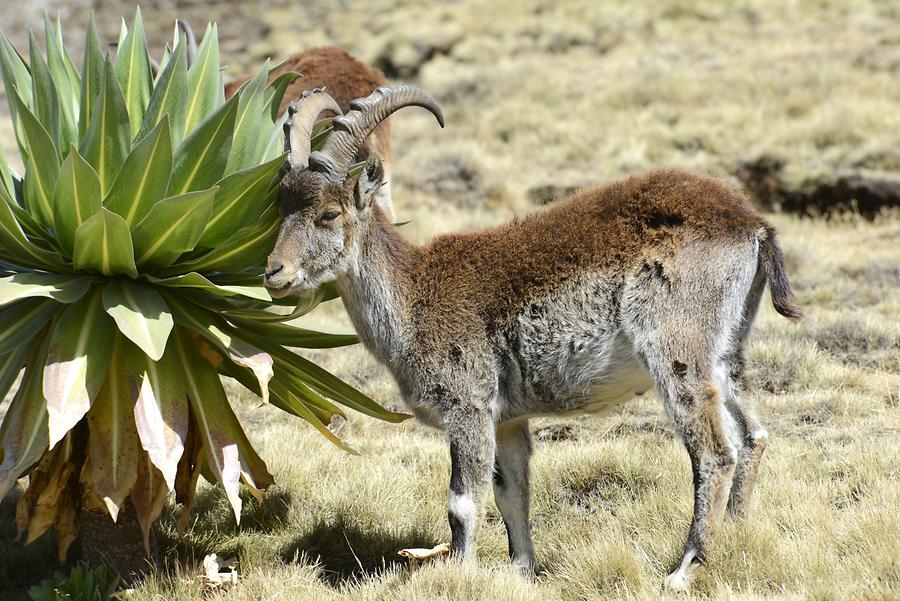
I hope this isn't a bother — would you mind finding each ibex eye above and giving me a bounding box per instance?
[320,210,341,223]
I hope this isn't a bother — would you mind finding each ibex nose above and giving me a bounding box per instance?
[265,263,284,279]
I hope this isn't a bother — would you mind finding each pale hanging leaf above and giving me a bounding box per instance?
[131,451,169,553]
[102,281,174,362]
[73,207,138,278]
[124,341,187,490]
[43,289,115,449]
[172,328,243,522]
[0,331,51,502]
[26,457,74,544]
[131,187,216,271]
[0,272,91,307]
[53,146,101,256]
[104,116,173,227]
[87,342,140,521]
[55,483,78,562]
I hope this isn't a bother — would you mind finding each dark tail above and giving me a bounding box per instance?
[759,225,802,320]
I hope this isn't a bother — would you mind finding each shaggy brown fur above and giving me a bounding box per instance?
[225,47,391,164]
[394,169,799,336]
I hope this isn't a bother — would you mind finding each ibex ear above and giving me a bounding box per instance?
[354,157,384,211]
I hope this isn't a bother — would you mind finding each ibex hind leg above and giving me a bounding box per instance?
[625,278,744,589]
[721,267,770,517]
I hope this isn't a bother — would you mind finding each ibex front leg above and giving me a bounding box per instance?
[494,420,537,572]
[446,402,496,562]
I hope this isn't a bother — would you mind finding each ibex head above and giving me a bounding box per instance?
[264,85,443,297]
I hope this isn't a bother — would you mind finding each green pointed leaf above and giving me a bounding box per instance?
[264,71,301,121]
[53,146,101,256]
[73,208,137,277]
[12,92,60,227]
[102,281,173,361]
[224,63,267,174]
[43,289,115,448]
[44,14,79,155]
[114,8,152,138]
[165,297,274,405]
[132,187,216,270]
[168,95,238,196]
[29,31,61,148]
[145,272,271,301]
[78,15,104,139]
[0,298,62,354]
[171,327,243,522]
[198,155,283,248]
[0,186,68,271]
[183,23,224,135]
[0,142,13,196]
[269,377,357,454]
[0,272,90,307]
[0,328,51,501]
[0,345,29,407]
[86,340,140,521]
[104,116,173,226]
[79,57,130,196]
[139,41,187,144]
[0,32,33,157]
[123,341,187,491]
[225,316,359,348]
[163,199,279,275]
[244,328,410,423]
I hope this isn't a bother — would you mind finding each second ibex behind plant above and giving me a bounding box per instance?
[264,86,801,591]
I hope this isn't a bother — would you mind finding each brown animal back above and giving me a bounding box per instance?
[225,47,391,162]
[411,169,766,335]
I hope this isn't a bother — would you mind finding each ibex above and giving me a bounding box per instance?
[175,21,396,220]
[264,86,801,591]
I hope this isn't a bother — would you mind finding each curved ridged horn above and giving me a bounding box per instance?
[284,89,343,170]
[308,83,444,180]
[176,20,197,67]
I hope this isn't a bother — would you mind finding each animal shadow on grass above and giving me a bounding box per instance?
[279,513,439,586]
[154,485,295,564]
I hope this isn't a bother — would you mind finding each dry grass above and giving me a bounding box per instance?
[1,0,900,599]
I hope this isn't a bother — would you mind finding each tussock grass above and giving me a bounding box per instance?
[1,0,899,599]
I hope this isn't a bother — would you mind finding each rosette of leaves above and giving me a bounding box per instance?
[0,11,407,561]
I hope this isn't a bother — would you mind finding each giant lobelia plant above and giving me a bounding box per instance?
[0,10,407,561]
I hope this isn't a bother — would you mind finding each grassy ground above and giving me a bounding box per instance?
[1,0,899,599]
